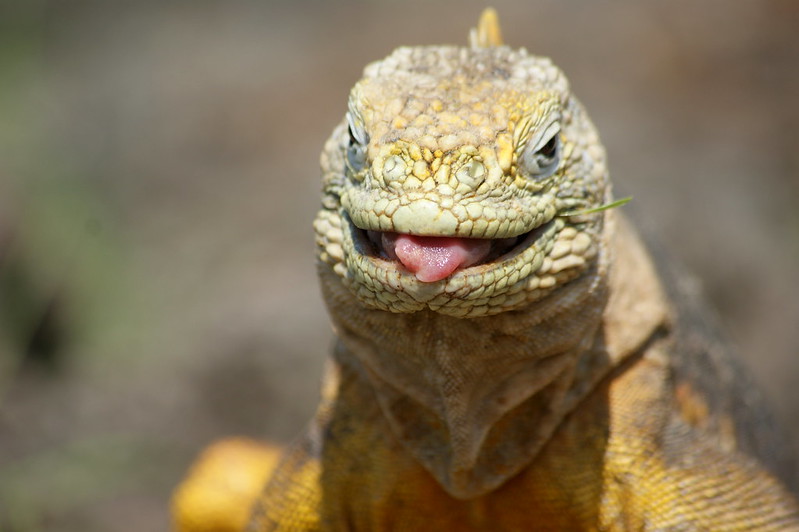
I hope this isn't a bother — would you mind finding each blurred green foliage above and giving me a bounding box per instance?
[0,3,138,530]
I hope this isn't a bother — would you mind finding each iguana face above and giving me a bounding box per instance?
[314,44,610,318]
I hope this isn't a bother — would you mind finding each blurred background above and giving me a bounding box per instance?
[0,1,797,530]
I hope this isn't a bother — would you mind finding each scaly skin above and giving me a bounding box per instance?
[315,36,606,317]
[174,9,799,531]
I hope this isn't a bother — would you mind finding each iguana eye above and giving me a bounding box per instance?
[519,122,561,181]
[346,113,369,173]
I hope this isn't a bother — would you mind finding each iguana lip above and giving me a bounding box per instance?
[352,220,555,279]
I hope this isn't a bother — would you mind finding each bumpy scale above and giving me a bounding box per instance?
[174,9,799,531]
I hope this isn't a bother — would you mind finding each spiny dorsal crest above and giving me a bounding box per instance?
[469,7,504,48]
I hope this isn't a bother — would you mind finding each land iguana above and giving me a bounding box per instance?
[173,9,799,531]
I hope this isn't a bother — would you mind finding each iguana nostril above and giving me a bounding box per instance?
[383,155,407,182]
[456,160,486,188]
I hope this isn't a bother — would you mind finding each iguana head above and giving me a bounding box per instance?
[314,9,613,318]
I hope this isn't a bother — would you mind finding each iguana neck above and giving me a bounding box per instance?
[319,213,670,498]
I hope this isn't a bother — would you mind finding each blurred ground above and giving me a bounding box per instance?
[0,1,797,530]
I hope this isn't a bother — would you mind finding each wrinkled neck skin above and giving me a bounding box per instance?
[319,213,670,499]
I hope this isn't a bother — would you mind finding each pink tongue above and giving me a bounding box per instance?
[383,233,492,282]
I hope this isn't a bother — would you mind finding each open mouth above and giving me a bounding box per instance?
[355,222,554,283]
